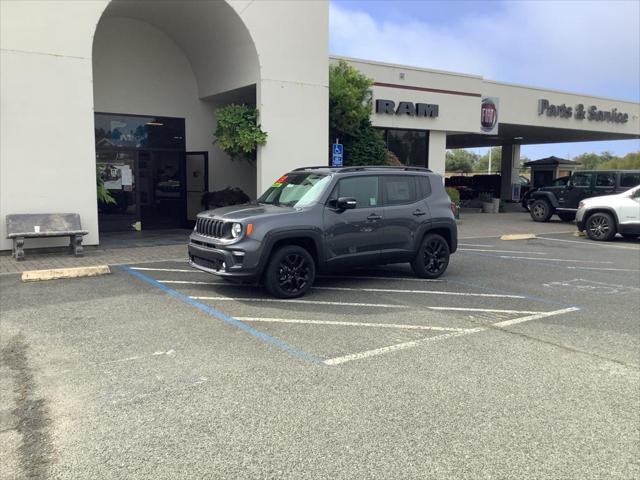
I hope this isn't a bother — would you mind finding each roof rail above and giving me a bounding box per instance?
[291,165,432,173]
[337,166,432,173]
[291,166,333,171]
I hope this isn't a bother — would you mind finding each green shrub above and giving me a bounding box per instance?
[445,187,460,203]
[214,104,267,161]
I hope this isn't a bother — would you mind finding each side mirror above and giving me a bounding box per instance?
[337,197,357,210]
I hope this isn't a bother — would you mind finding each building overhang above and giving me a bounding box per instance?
[446,123,640,149]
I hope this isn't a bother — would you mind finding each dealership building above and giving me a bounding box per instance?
[1,0,639,251]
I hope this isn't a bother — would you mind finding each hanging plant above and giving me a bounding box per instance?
[213,104,267,162]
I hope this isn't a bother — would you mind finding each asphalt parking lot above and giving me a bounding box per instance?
[1,230,639,479]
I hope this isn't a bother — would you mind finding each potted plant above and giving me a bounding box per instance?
[478,192,494,213]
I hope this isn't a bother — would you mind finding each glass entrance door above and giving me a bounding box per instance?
[97,150,139,232]
[138,151,186,229]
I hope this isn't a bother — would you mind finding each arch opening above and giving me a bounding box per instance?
[92,0,259,233]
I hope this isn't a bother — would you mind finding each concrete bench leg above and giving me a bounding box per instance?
[70,234,84,257]
[12,237,25,261]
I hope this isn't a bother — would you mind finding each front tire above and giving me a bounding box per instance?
[412,233,450,279]
[557,212,575,222]
[585,212,616,241]
[264,245,315,298]
[530,199,553,222]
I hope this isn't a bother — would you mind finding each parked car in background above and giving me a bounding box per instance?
[576,185,640,241]
[521,176,569,210]
[527,170,640,222]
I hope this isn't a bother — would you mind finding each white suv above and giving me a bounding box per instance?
[576,185,640,241]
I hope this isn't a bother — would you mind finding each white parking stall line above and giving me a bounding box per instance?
[158,280,526,299]
[459,249,545,255]
[130,267,203,273]
[491,307,580,327]
[427,306,542,314]
[190,296,407,309]
[494,255,613,264]
[536,236,640,250]
[317,275,443,282]
[565,266,640,272]
[323,307,579,365]
[312,286,526,299]
[190,296,541,314]
[236,317,470,332]
[458,243,493,247]
[324,329,485,365]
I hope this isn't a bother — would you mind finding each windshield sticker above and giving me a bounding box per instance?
[272,182,282,188]
[370,197,377,206]
[276,175,288,183]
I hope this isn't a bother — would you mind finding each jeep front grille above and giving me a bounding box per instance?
[196,217,227,239]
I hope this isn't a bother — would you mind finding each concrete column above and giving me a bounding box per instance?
[428,131,447,176]
[500,144,521,200]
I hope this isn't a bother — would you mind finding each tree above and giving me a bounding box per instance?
[344,124,387,166]
[474,147,502,173]
[329,60,386,166]
[446,149,477,173]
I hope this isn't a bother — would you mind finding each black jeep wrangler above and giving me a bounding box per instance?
[528,170,640,222]
[188,166,457,298]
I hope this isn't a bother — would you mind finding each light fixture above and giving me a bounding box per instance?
[514,136,524,140]
[146,122,164,126]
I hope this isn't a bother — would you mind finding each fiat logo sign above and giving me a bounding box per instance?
[481,98,498,132]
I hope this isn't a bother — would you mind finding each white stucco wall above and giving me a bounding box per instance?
[0,0,329,251]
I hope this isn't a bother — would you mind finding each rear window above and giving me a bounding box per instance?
[620,173,640,188]
[382,176,418,206]
[595,173,615,188]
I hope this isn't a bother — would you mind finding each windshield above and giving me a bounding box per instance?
[258,172,332,207]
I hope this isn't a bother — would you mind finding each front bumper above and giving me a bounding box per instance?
[188,236,262,281]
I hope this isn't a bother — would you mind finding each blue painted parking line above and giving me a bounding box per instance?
[121,265,324,365]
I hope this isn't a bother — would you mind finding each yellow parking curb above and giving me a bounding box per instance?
[500,234,537,241]
[21,265,111,282]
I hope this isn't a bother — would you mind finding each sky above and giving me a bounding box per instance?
[329,0,640,159]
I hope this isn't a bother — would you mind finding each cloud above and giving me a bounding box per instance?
[329,1,640,101]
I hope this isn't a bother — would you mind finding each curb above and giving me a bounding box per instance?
[21,265,111,282]
[500,234,537,241]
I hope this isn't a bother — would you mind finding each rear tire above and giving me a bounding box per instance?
[530,199,553,222]
[412,233,450,279]
[264,245,315,298]
[585,212,616,241]
[557,212,575,222]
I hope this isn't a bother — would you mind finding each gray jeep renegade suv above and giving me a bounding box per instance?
[188,166,457,298]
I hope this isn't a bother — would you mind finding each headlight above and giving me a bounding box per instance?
[578,201,585,209]
[231,223,243,238]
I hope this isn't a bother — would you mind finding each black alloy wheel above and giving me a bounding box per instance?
[265,245,315,298]
[530,199,553,222]
[585,212,616,241]
[412,233,450,279]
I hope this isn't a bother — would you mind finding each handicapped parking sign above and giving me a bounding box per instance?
[332,143,343,167]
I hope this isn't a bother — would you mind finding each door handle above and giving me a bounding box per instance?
[413,209,426,216]
[367,214,382,221]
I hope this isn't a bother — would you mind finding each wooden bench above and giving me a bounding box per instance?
[6,213,89,261]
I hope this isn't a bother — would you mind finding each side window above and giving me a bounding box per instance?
[571,172,593,187]
[382,176,418,206]
[418,176,432,198]
[332,176,379,209]
[620,173,640,188]
[595,173,615,188]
